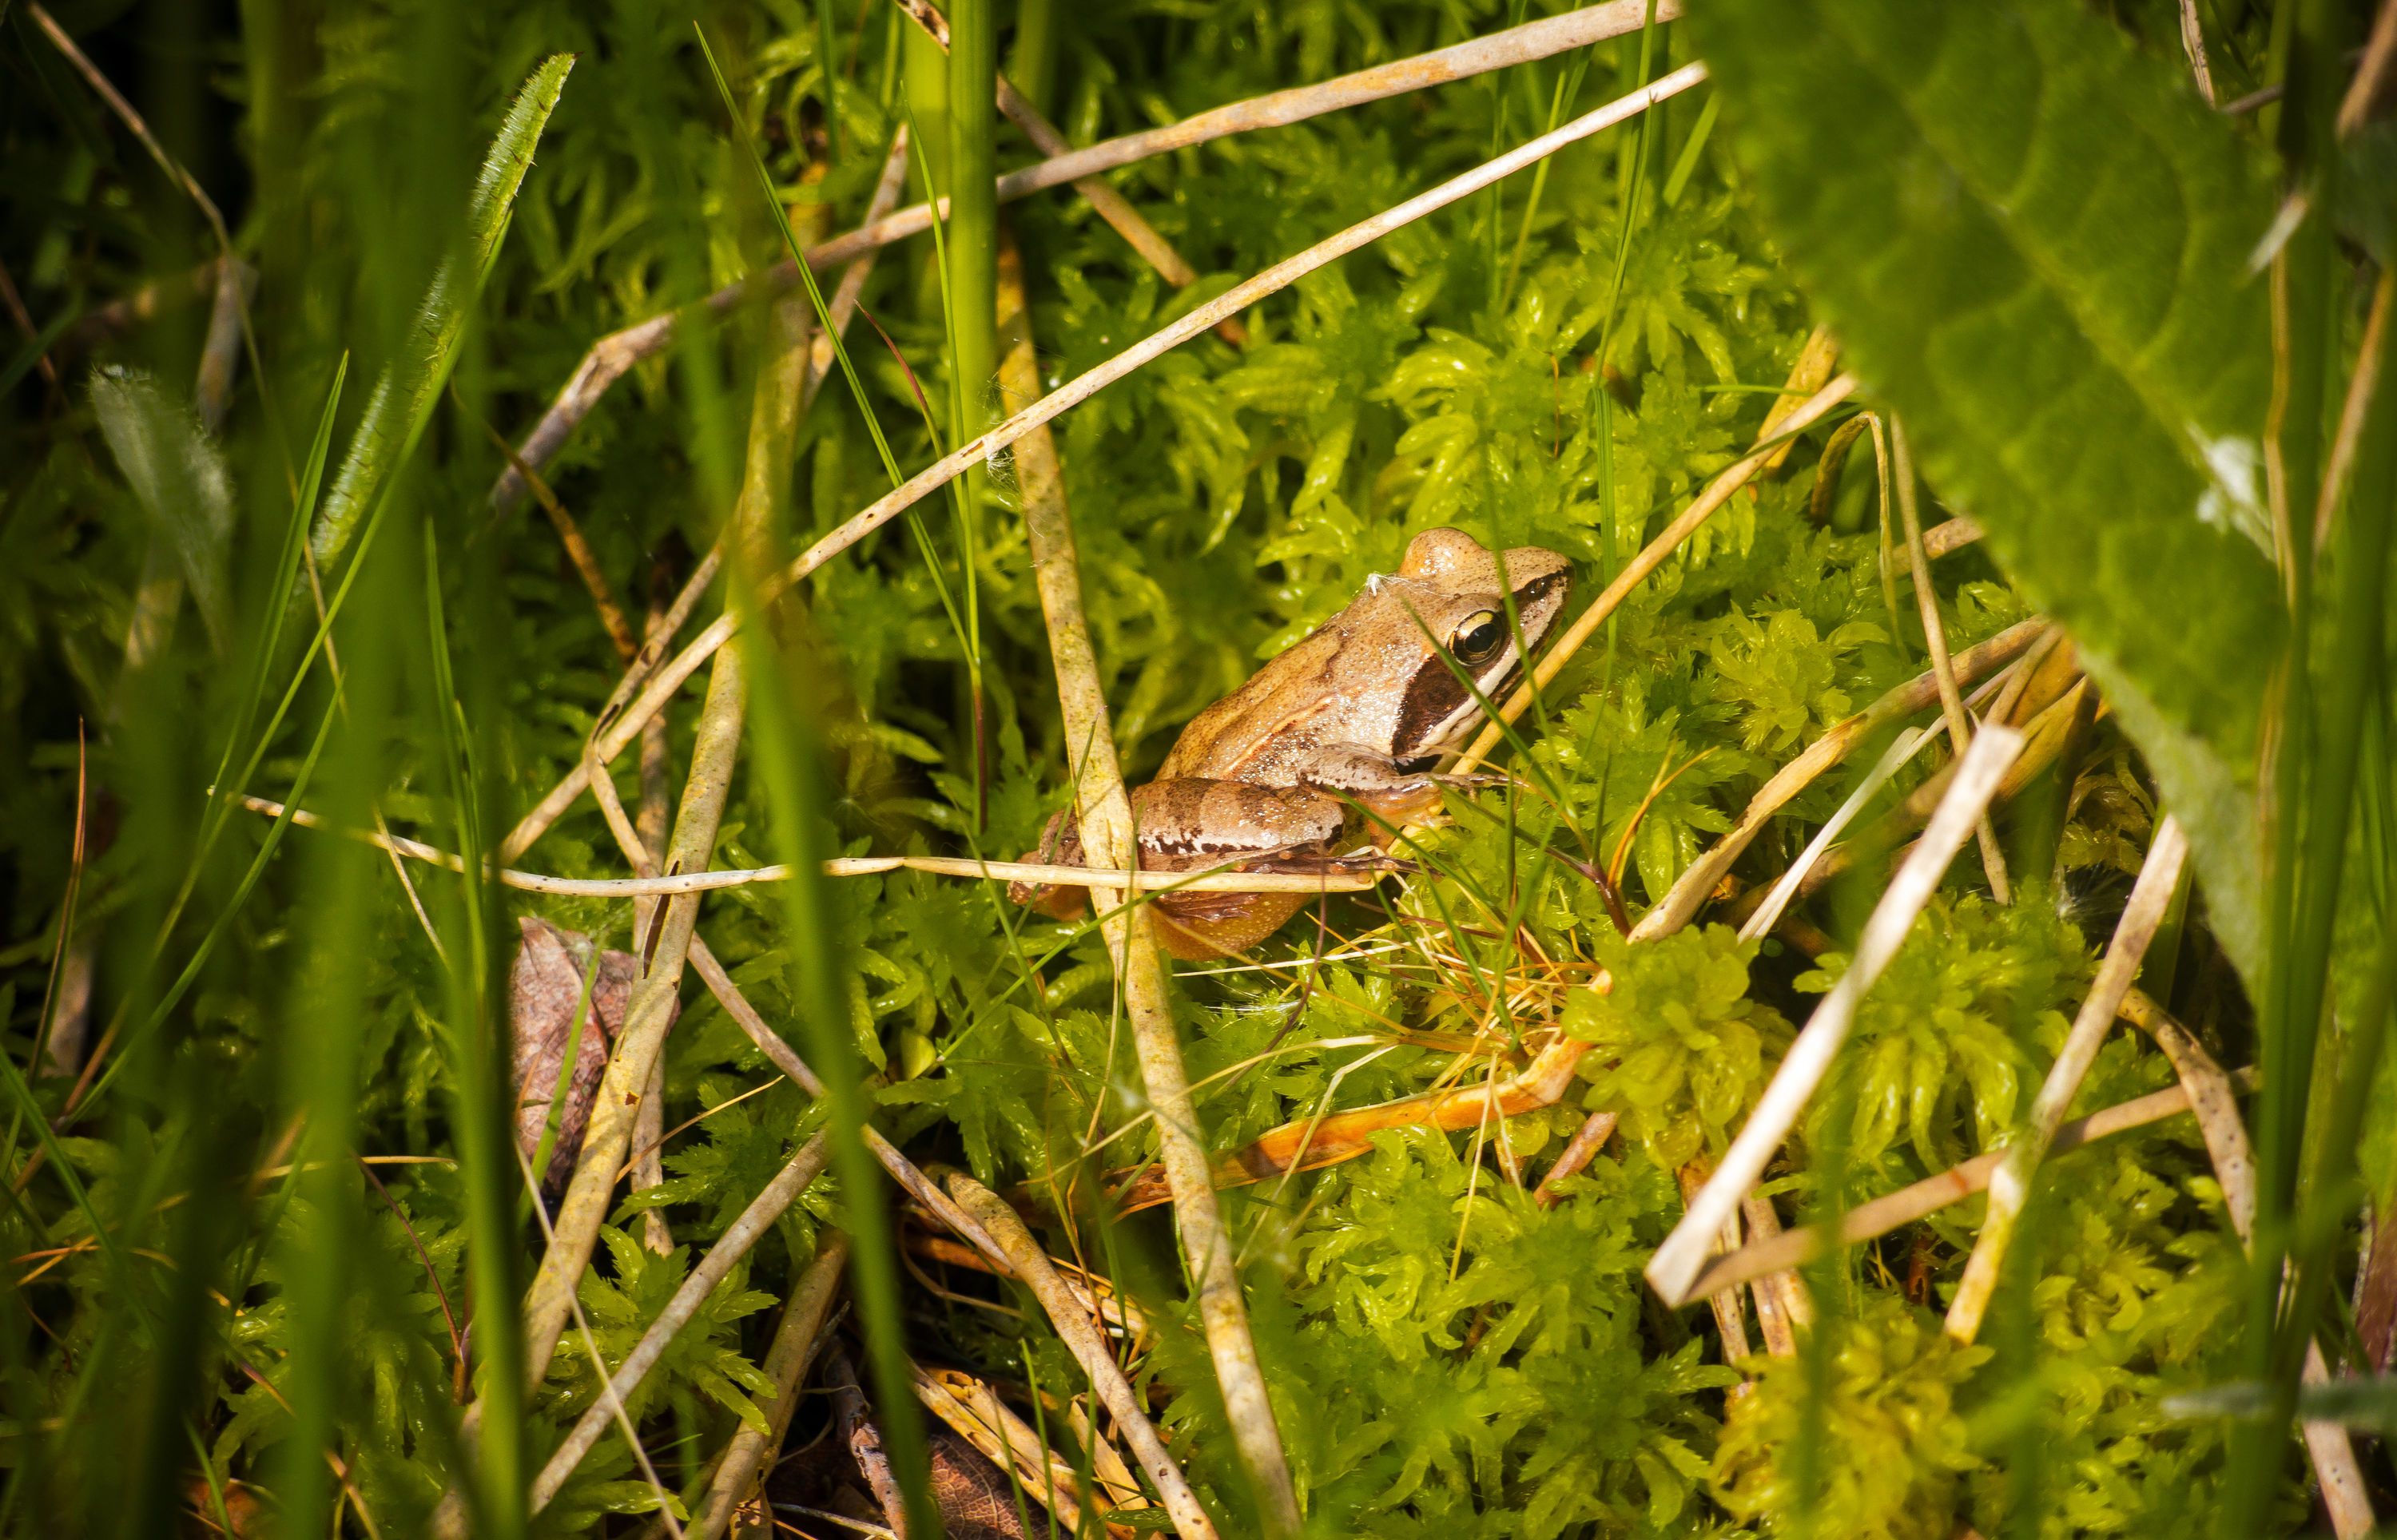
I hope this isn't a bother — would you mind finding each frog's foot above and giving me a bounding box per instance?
[1239,850,1418,879]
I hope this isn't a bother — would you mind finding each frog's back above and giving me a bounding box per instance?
[1155,619,1351,784]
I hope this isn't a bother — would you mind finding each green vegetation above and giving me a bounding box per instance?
[2,0,2390,1536]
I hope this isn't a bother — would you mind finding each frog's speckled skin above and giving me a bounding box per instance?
[1015,527,1571,958]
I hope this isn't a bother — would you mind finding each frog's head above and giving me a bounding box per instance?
[1371,526,1572,767]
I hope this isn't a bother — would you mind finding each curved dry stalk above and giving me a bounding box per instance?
[1944,817,2187,1342]
[993,234,1293,1536]
[674,1235,849,1540]
[529,1132,833,1515]
[495,62,1709,864]
[1893,419,2011,904]
[489,2,1672,518]
[1648,726,2025,1308]
[1631,618,2047,943]
[244,796,1380,896]
[1457,374,1860,775]
[946,1176,1220,1540]
[908,1232,1151,1344]
[1890,514,1986,574]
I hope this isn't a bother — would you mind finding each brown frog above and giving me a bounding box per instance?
[1012,527,1572,959]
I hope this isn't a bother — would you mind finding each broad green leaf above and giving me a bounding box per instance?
[310,54,574,566]
[90,368,236,652]
[1690,0,2283,970]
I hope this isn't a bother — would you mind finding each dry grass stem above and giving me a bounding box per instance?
[509,295,817,1403]
[543,668,1028,1288]
[1680,1071,2258,1300]
[2115,988,2375,1536]
[994,234,1291,1534]
[246,795,1381,896]
[1113,1033,1595,1214]
[1738,1195,1810,1354]
[946,1176,1220,1540]
[1635,619,2046,942]
[1678,1164,1755,1377]
[2339,0,2397,138]
[1751,325,1839,477]
[1458,372,1858,773]
[1943,817,2188,1342]
[1532,1109,1618,1206]
[1649,725,2025,1307]
[529,1132,834,1514]
[1888,514,1985,574]
[495,64,1704,867]
[491,128,910,514]
[490,1,1672,514]
[890,0,1238,343]
[829,1345,912,1537]
[1735,724,1932,943]
[908,1364,1111,1534]
[26,2,233,252]
[2315,266,2394,551]
[1893,420,2012,904]
[2178,0,2219,105]
[675,1233,850,1540]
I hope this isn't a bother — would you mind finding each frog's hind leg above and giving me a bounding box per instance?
[1148,891,1312,961]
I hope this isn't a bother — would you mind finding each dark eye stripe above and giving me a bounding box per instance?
[1393,666,1473,756]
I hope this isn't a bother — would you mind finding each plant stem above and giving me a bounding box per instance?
[995,235,1296,1536]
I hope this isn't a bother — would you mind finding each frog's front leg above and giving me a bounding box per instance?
[1290,743,1465,839]
[1011,779,1357,959]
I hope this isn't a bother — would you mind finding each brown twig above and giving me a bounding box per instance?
[678,1234,851,1540]
[1532,1109,1617,1207]
[829,1344,912,1538]
[946,1176,1219,1540]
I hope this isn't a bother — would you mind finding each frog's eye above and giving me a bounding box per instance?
[1451,611,1505,665]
